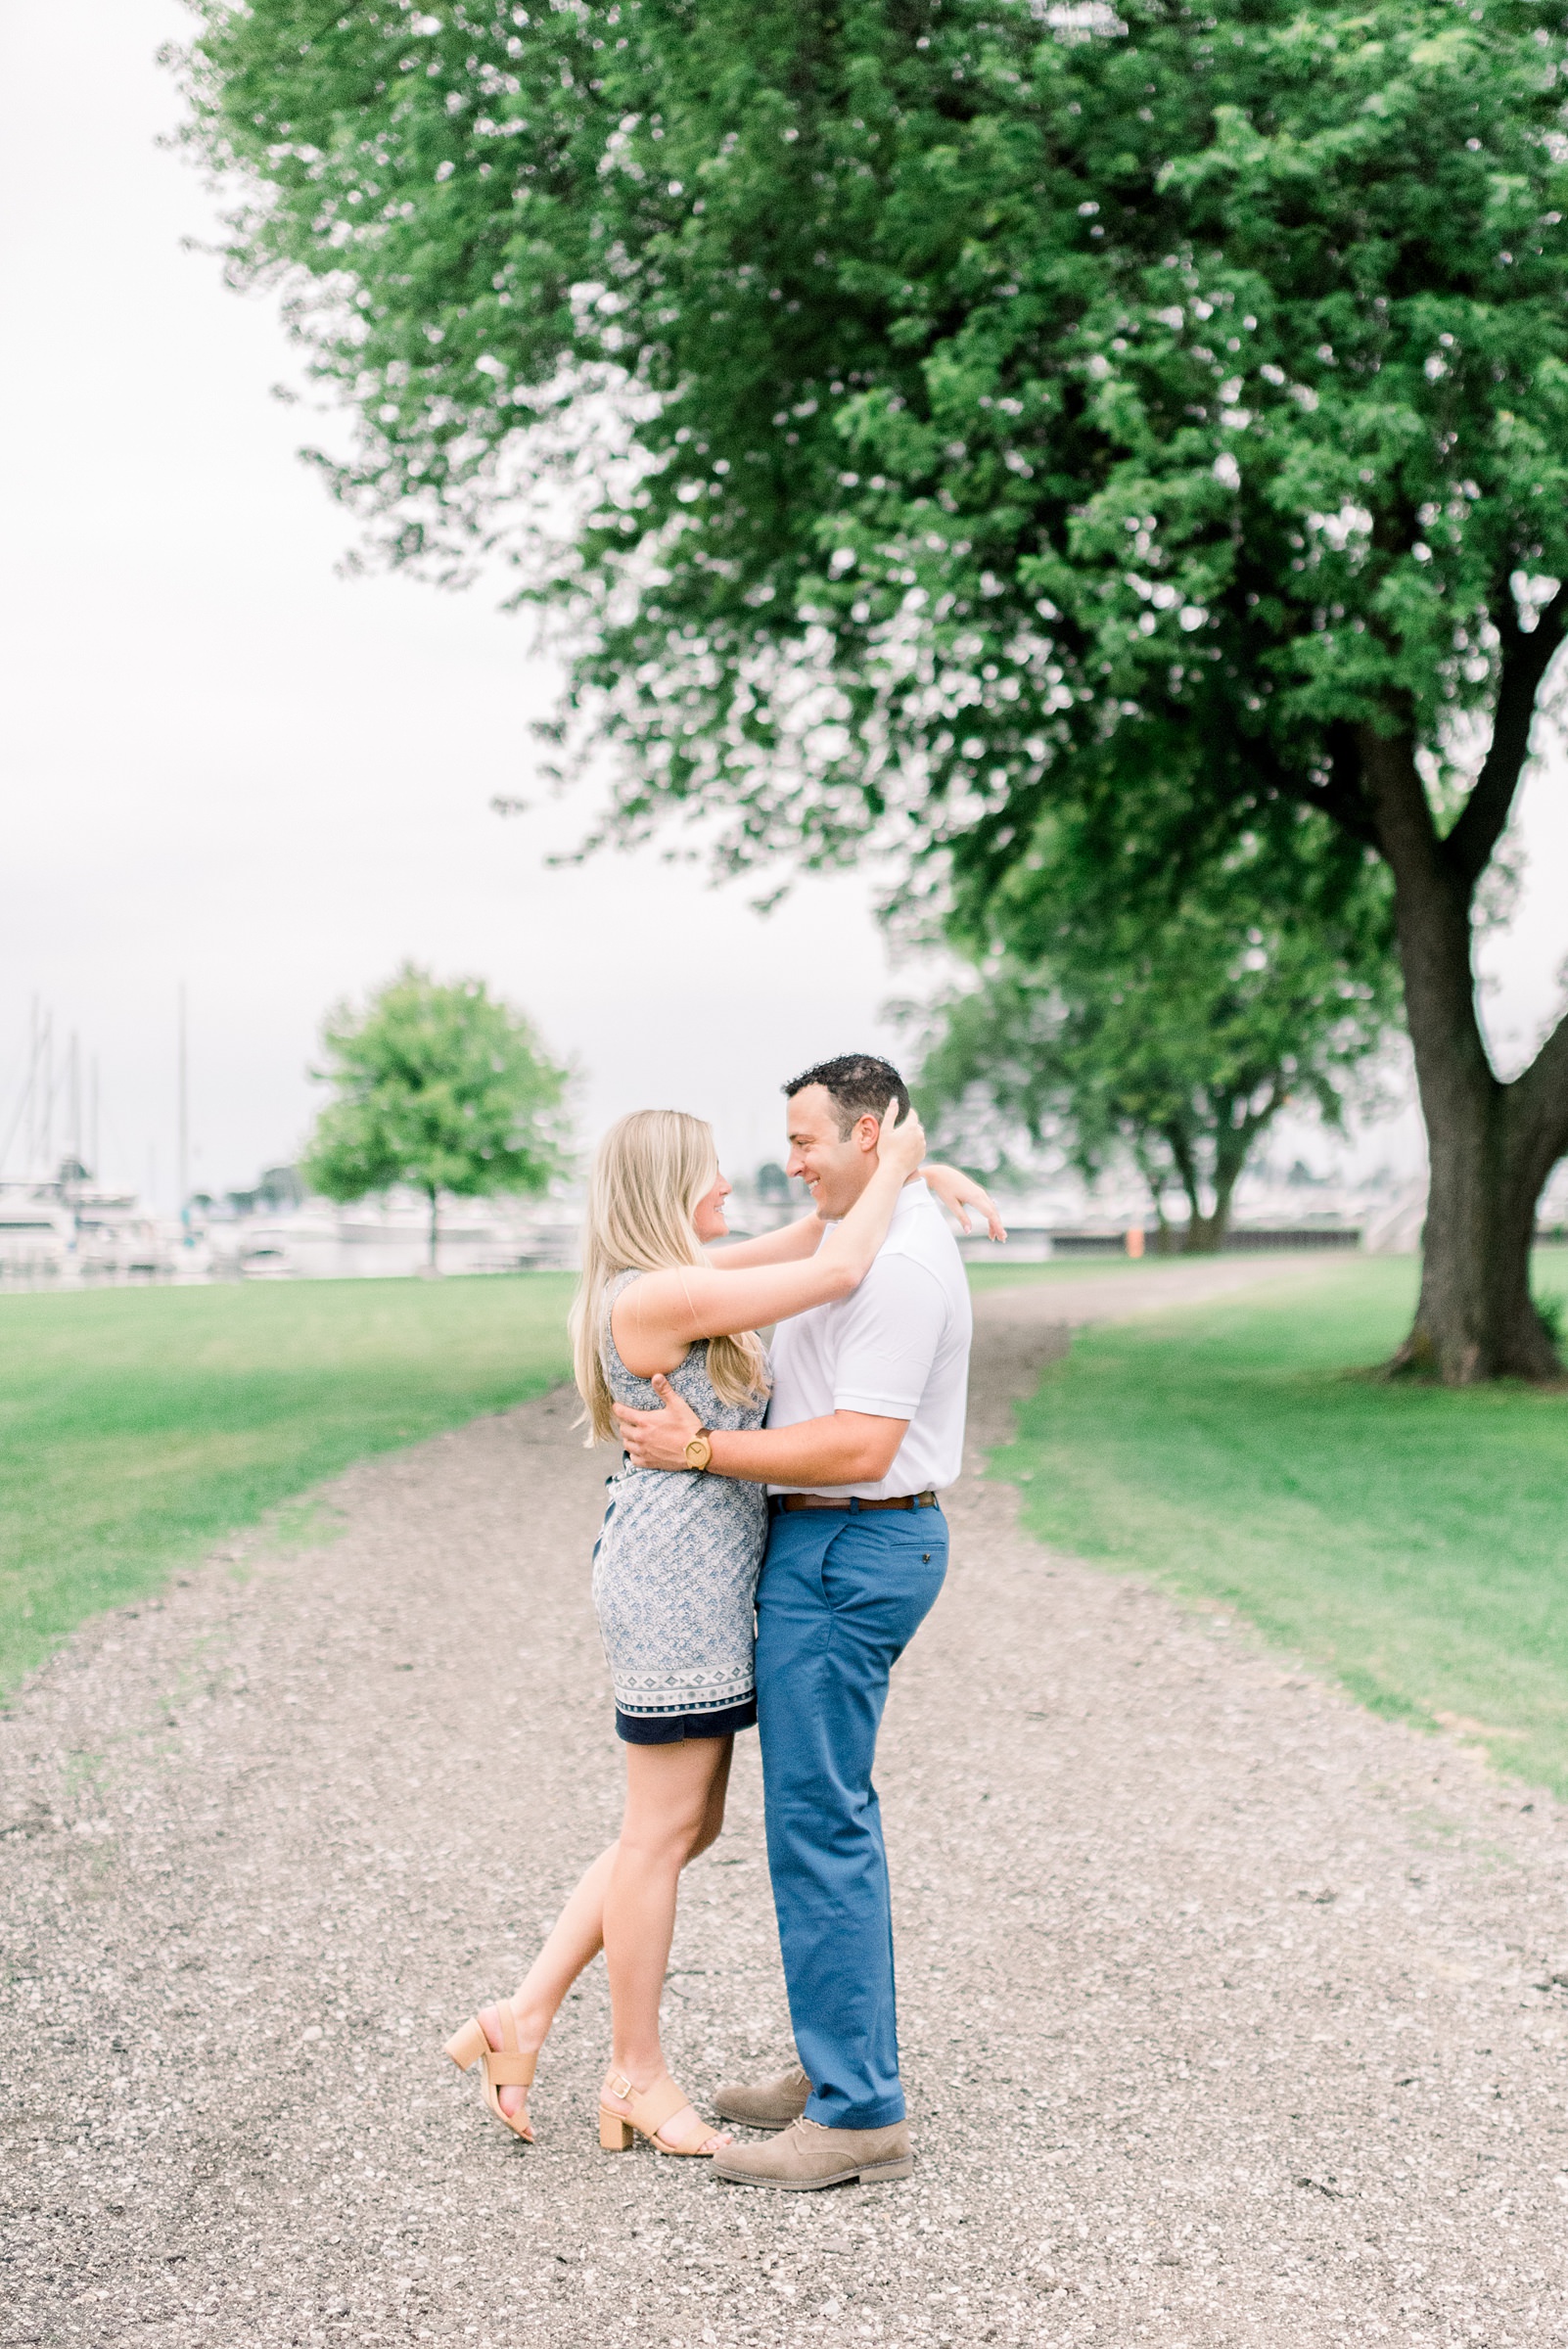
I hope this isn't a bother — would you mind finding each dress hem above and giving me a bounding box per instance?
[616,1695,758,1744]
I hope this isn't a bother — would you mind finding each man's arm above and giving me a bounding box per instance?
[707,1165,1006,1266]
[614,1374,907,1487]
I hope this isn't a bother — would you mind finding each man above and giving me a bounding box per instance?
[614,1053,974,2189]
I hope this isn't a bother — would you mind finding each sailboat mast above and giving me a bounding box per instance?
[177,983,189,1215]
[25,996,39,1174]
[41,1011,53,1177]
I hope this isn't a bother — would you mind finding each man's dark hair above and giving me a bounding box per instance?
[783,1054,910,1139]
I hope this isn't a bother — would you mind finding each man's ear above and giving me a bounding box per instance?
[853,1113,882,1154]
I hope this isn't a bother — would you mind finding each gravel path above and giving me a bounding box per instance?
[4,1260,1567,2349]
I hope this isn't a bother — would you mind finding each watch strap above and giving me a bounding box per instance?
[685,1424,715,1471]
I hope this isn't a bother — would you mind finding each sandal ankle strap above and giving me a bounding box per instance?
[606,2071,689,2141]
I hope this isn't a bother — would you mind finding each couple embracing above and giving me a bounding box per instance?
[445,1054,998,2190]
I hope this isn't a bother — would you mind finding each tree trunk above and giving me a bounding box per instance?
[1130,1138,1177,1251]
[428,1187,439,1272]
[1360,725,1564,1382]
[1401,1091,1558,1379]
[1184,1127,1251,1254]
[1165,1124,1213,1252]
[1179,1181,1238,1254]
[1165,1120,1243,1254]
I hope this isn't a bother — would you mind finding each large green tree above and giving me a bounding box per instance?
[303,965,571,1265]
[181,0,1568,1378]
[918,819,1399,1248]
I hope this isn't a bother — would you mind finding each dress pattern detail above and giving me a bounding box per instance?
[591,1270,770,1718]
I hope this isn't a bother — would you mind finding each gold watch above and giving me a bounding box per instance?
[684,1425,715,1473]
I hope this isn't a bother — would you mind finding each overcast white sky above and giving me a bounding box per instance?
[2,1,1564,1210]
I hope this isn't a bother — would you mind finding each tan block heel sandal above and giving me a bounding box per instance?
[443,2009,536,2142]
[598,2071,725,2157]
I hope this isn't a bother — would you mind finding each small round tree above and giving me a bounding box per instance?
[302,966,571,1268]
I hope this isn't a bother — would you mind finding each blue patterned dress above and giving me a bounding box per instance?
[592,1270,770,1741]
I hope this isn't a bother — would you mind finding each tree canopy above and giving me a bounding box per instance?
[183,0,1568,856]
[183,0,1568,1374]
[302,965,571,1263]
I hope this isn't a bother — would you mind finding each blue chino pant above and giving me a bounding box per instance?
[755,1503,948,2131]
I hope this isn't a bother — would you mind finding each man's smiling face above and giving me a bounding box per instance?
[784,1084,879,1222]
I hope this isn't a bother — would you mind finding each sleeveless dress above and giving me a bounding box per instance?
[592,1269,771,1743]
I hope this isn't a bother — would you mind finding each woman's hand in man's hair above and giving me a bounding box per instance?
[876,1098,927,1179]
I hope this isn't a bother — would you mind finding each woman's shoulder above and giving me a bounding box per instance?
[603,1267,649,1345]
[605,1267,696,1386]
[604,1266,659,1322]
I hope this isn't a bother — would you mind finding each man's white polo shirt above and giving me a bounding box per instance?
[766,1178,973,1500]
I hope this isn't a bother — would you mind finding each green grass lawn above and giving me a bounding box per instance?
[964,1249,1329,1292]
[995,1253,1568,1793]
[965,1255,1163,1292]
[0,1275,576,1694]
[13,1255,1568,1796]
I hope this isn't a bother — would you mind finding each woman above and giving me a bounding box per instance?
[444,1104,999,2157]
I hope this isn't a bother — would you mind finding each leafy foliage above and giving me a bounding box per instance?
[179,0,1568,893]
[302,966,571,1251]
[181,0,1568,1370]
[917,818,1399,1242]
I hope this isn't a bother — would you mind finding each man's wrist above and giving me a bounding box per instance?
[683,1424,714,1472]
[705,1428,758,1483]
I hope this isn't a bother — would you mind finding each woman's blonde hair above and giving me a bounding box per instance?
[570,1109,770,1445]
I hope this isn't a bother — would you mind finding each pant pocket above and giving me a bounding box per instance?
[820,1518,947,1629]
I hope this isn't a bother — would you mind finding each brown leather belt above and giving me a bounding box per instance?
[773,1491,939,1513]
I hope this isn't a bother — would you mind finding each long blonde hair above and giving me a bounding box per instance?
[570,1109,770,1445]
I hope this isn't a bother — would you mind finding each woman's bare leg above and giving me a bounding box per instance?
[479,1733,735,2124]
[691,1735,733,1861]
[600,1735,735,2152]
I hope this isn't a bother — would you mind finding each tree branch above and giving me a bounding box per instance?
[1506,997,1568,1193]
[1164,1122,1203,1221]
[1289,775,1381,848]
[1236,1079,1287,1149]
[1359,721,1445,886]
[1445,584,1568,891]
[1258,722,1379,847]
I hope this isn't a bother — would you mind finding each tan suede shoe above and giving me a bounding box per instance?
[713,2114,913,2190]
[711,2063,811,2132]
